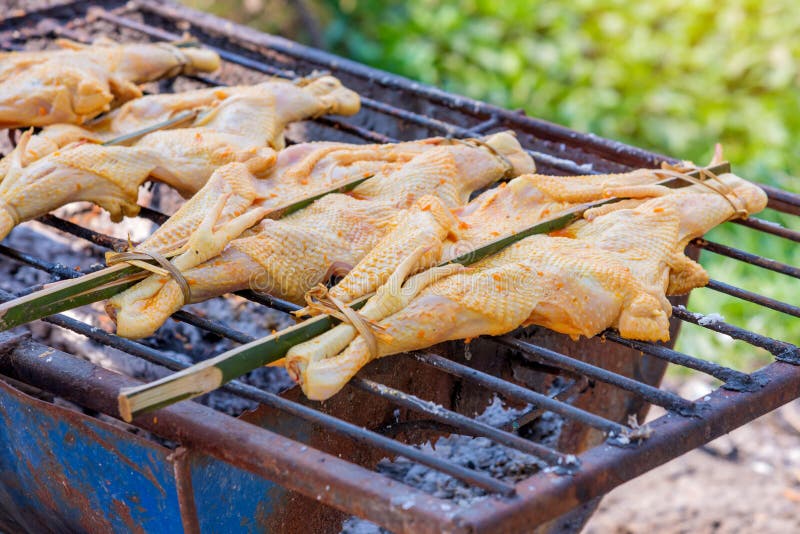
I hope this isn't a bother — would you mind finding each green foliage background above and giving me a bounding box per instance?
[185,0,798,370]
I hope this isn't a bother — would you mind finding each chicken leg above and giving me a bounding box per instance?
[0,76,361,240]
[0,76,359,187]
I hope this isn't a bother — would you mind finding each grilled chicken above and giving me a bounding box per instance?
[107,132,534,339]
[0,124,101,180]
[0,38,220,128]
[0,76,361,240]
[0,76,359,183]
[324,164,700,304]
[287,172,767,400]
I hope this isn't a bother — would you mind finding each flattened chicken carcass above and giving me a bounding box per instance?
[0,76,359,184]
[288,172,767,400]
[0,38,220,128]
[324,163,704,304]
[107,132,534,339]
[0,76,361,240]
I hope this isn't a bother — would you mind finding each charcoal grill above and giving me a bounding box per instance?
[0,1,798,532]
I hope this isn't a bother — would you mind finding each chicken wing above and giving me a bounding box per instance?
[107,132,535,339]
[288,172,767,400]
[0,39,220,128]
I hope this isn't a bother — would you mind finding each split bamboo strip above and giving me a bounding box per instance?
[0,174,374,330]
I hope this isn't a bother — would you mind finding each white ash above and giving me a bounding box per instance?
[754,218,785,229]
[474,394,530,426]
[698,312,725,326]
[522,410,564,449]
[0,224,103,292]
[374,434,540,502]
[341,518,385,534]
[341,396,551,534]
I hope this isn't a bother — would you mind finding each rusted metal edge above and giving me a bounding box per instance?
[0,334,467,534]
[0,331,27,354]
[0,0,110,27]
[757,183,800,216]
[732,217,800,243]
[169,448,200,534]
[451,360,800,532]
[0,350,180,532]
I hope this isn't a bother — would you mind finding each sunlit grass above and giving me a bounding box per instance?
[320,0,800,370]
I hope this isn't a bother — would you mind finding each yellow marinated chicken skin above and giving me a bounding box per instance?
[0,124,102,180]
[135,136,453,255]
[325,163,700,305]
[282,165,686,386]
[0,38,220,128]
[0,76,359,187]
[0,136,158,237]
[0,77,361,240]
[108,132,534,339]
[288,172,767,400]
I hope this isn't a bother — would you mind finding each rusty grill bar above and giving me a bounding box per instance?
[0,1,799,532]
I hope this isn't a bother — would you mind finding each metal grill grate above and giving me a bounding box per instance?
[0,1,798,532]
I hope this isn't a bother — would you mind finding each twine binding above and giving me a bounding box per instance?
[653,162,748,220]
[300,284,384,358]
[106,249,192,304]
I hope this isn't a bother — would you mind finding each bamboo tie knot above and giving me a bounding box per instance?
[652,162,749,220]
[299,284,385,358]
[450,137,516,179]
[106,249,192,305]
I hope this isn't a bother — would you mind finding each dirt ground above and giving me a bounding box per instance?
[585,377,800,534]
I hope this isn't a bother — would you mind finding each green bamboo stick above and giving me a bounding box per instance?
[0,112,207,329]
[0,174,374,332]
[102,109,200,146]
[117,161,730,421]
[0,264,146,331]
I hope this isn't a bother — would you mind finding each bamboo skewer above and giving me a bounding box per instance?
[0,174,374,331]
[101,109,200,146]
[0,110,209,328]
[116,162,731,422]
